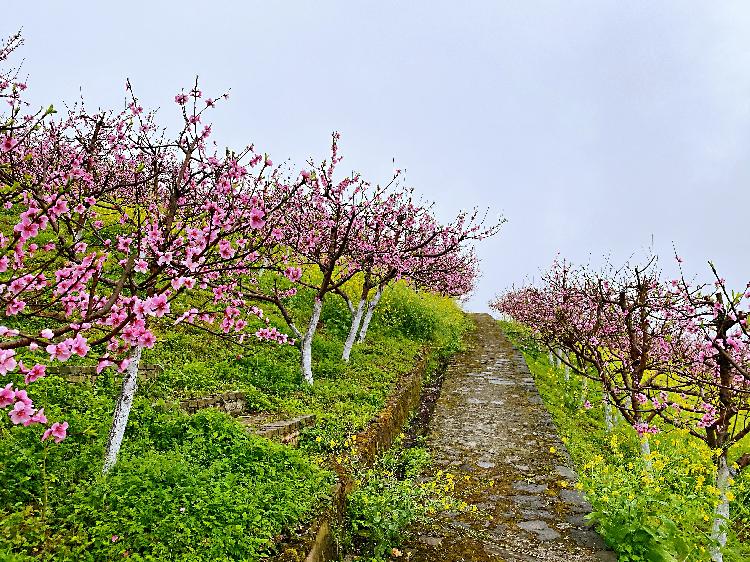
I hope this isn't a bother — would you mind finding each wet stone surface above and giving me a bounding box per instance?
[403,314,615,562]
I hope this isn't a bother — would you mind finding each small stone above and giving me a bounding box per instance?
[555,465,577,480]
[512,482,547,493]
[565,514,593,527]
[520,508,554,520]
[483,543,505,556]
[559,489,592,512]
[512,494,545,505]
[477,460,495,469]
[517,520,548,531]
[418,536,442,547]
[517,520,560,541]
[569,528,609,550]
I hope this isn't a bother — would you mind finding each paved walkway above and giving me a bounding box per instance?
[404,314,615,562]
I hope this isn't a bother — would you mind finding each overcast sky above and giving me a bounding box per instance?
[4,2,750,310]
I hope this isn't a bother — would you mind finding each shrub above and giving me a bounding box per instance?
[0,403,332,561]
[346,443,436,559]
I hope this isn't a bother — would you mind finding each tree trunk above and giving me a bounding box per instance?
[301,298,323,385]
[640,436,652,471]
[603,398,614,433]
[710,454,731,562]
[356,287,383,343]
[342,298,366,362]
[103,346,143,474]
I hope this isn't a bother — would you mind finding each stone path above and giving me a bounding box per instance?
[404,314,615,562]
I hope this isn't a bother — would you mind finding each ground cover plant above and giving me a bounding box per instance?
[343,435,466,562]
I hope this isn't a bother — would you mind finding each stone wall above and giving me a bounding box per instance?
[52,364,162,384]
[254,415,316,445]
[180,391,246,415]
[274,349,429,562]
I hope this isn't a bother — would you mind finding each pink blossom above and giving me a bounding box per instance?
[7,299,26,315]
[218,240,235,259]
[148,295,170,318]
[9,401,35,425]
[139,331,156,348]
[284,266,302,282]
[97,358,115,374]
[14,389,32,406]
[24,364,46,384]
[1,136,18,153]
[46,341,73,362]
[0,350,17,374]
[30,408,47,424]
[0,383,15,408]
[70,334,90,357]
[50,198,68,216]
[249,208,266,229]
[42,421,68,443]
[633,421,659,437]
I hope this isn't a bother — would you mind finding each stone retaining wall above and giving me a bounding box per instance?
[254,414,317,445]
[275,350,429,562]
[53,364,162,384]
[180,391,247,415]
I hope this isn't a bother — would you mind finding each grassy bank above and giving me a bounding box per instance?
[0,283,468,561]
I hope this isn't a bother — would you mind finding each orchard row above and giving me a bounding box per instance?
[492,256,750,561]
[0,33,501,473]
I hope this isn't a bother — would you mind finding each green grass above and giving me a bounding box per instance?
[500,320,750,562]
[0,281,468,561]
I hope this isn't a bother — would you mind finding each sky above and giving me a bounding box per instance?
[4,1,750,311]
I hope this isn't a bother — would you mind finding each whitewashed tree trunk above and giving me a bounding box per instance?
[603,398,614,432]
[356,287,382,343]
[548,350,554,365]
[342,298,366,362]
[555,348,562,368]
[710,455,731,562]
[103,346,143,474]
[640,436,652,471]
[301,298,323,385]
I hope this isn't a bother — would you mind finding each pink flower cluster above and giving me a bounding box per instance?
[1,381,65,441]
[633,421,659,438]
[255,326,292,345]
